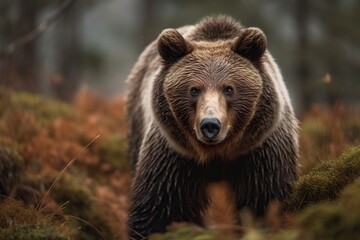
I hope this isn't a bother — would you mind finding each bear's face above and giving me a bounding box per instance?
[157,28,267,160]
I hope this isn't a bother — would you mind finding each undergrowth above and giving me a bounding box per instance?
[0,86,129,239]
[0,198,77,240]
[1,86,360,239]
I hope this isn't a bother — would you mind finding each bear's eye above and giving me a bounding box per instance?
[224,86,234,96]
[190,87,201,97]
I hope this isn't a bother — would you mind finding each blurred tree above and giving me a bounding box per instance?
[289,0,360,110]
[294,0,311,112]
[139,0,158,45]
[0,0,43,91]
[270,0,360,111]
[1,0,359,107]
[0,0,89,100]
[53,1,82,100]
[311,0,360,106]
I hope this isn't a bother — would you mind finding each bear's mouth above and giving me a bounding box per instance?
[199,137,221,145]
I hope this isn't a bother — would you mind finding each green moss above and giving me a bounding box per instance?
[149,224,220,240]
[11,91,73,126]
[51,174,113,240]
[286,145,360,210]
[0,198,76,240]
[297,203,344,240]
[0,146,24,199]
[335,146,360,178]
[273,178,360,240]
[295,178,360,240]
[98,133,128,171]
[338,177,360,217]
[0,86,72,126]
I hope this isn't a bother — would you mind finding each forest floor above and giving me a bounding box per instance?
[0,86,360,240]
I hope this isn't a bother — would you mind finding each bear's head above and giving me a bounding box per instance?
[154,26,279,161]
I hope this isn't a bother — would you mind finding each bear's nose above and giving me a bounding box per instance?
[200,118,221,140]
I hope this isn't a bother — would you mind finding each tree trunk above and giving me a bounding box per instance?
[0,0,39,92]
[54,1,82,100]
[294,0,310,113]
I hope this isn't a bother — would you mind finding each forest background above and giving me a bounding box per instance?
[0,1,360,240]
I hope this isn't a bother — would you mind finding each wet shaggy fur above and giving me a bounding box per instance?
[126,16,298,239]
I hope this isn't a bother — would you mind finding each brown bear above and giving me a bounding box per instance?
[126,16,298,239]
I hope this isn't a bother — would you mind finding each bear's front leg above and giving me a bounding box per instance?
[229,129,298,217]
[128,128,208,239]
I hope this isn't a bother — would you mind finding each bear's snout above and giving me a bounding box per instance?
[200,118,221,140]
[194,91,229,145]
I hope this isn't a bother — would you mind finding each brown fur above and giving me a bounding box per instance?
[158,29,193,63]
[161,40,264,161]
[126,16,298,239]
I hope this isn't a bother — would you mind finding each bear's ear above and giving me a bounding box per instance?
[232,27,267,61]
[158,29,193,63]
